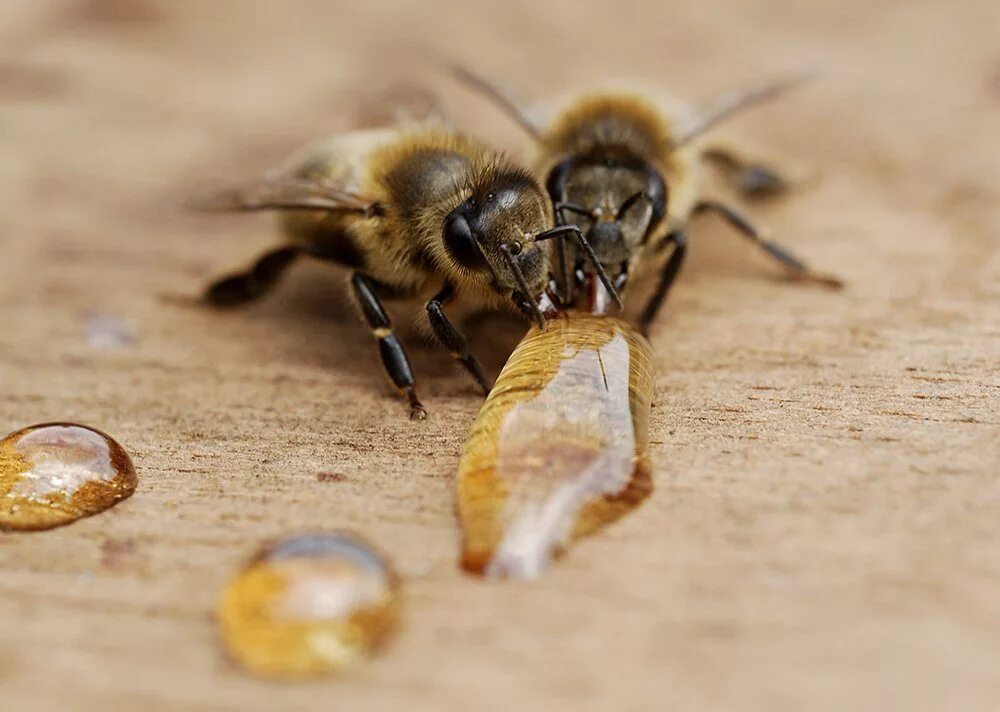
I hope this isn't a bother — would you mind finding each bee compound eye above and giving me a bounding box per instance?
[443,214,487,270]
[507,241,523,256]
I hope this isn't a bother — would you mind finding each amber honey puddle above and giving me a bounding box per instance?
[219,533,400,679]
[0,422,137,531]
[457,312,654,579]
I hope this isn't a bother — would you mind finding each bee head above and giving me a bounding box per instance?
[442,168,554,327]
[547,148,667,266]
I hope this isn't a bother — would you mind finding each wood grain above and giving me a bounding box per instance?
[1,1,998,710]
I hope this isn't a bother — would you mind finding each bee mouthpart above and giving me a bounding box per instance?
[501,243,546,330]
[536,290,557,317]
[531,225,623,310]
[510,290,547,331]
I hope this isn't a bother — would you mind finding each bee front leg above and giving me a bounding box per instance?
[613,261,630,294]
[693,201,843,289]
[350,273,427,420]
[204,245,300,306]
[638,230,687,336]
[426,285,491,396]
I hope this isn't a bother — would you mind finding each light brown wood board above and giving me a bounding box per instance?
[0,1,998,710]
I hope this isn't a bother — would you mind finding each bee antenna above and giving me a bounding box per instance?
[554,202,596,222]
[500,243,546,330]
[433,55,543,141]
[615,191,646,221]
[532,226,623,310]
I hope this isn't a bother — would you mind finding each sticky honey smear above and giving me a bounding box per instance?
[0,423,137,531]
[218,533,401,679]
[457,312,654,580]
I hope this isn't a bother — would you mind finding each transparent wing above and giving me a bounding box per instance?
[673,70,818,147]
[188,177,376,214]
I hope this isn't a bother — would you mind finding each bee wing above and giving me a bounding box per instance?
[188,177,377,215]
[353,85,454,130]
[672,70,818,147]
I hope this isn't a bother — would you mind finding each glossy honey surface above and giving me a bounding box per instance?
[218,533,400,679]
[0,422,137,531]
[457,312,654,579]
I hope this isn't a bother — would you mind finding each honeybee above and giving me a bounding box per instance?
[193,125,619,419]
[446,67,843,328]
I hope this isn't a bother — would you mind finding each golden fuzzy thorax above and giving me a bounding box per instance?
[541,94,675,169]
[369,130,483,292]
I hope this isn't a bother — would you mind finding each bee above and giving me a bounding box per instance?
[192,125,619,419]
[446,67,843,328]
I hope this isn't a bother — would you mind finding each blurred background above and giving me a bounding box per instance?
[1,1,997,710]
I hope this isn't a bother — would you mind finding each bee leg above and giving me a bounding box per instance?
[554,232,573,304]
[613,261,630,294]
[553,202,590,304]
[638,230,687,336]
[426,285,491,395]
[702,148,788,199]
[203,245,300,306]
[693,201,843,288]
[350,273,427,420]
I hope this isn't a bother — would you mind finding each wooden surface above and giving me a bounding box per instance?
[1,1,998,710]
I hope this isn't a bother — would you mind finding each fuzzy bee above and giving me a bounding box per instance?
[446,67,843,328]
[193,125,618,419]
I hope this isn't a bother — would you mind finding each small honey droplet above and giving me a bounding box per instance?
[0,422,138,531]
[457,313,655,579]
[218,532,400,679]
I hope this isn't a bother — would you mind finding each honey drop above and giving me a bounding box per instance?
[0,422,137,531]
[457,312,655,579]
[218,533,400,679]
